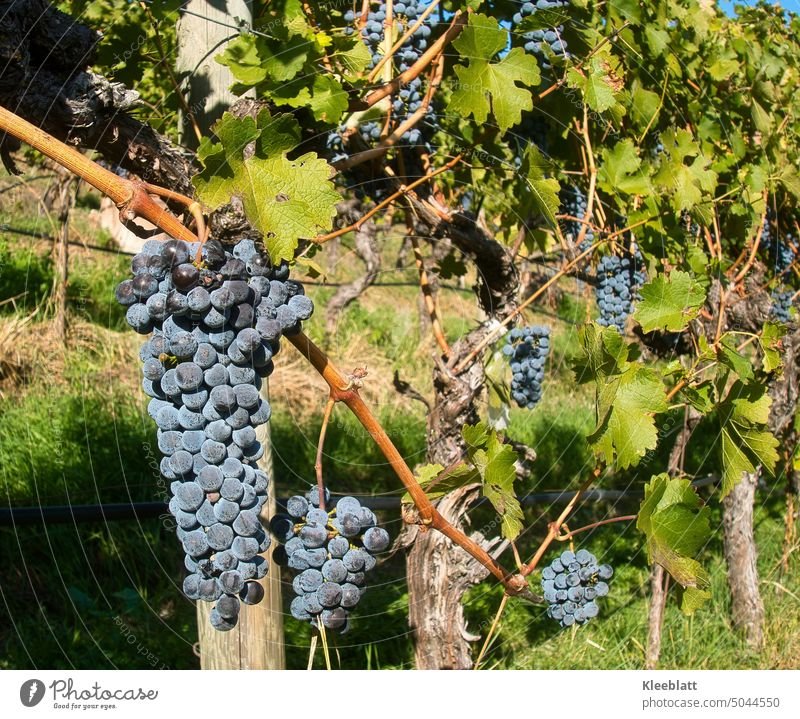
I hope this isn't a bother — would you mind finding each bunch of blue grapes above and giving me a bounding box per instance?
[343,2,436,147]
[503,325,550,409]
[595,248,646,332]
[270,487,390,632]
[115,237,314,631]
[512,1,570,68]
[771,288,794,324]
[559,185,594,243]
[541,549,612,627]
[769,234,795,277]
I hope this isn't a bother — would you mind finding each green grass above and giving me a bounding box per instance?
[0,204,797,670]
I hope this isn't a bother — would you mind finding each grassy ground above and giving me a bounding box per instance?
[1,172,798,670]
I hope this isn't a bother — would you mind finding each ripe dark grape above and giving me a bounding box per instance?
[542,549,612,628]
[270,488,388,632]
[771,288,794,324]
[503,325,550,409]
[513,1,571,69]
[559,185,594,244]
[115,237,314,631]
[595,247,646,332]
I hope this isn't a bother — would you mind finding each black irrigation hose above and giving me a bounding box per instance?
[0,477,719,527]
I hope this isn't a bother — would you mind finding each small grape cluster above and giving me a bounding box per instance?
[770,288,794,324]
[559,185,594,243]
[541,549,612,628]
[115,237,314,631]
[770,236,795,276]
[270,487,390,632]
[512,1,570,68]
[595,248,646,332]
[503,325,550,409]
[344,2,436,147]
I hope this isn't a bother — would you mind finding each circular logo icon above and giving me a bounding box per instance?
[20,680,45,708]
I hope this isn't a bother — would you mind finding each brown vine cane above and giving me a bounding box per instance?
[0,102,529,598]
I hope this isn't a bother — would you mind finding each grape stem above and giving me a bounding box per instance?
[452,239,605,373]
[521,468,601,578]
[358,10,466,111]
[315,154,462,243]
[334,51,446,173]
[286,331,529,596]
[410,234,451,358]
[367,0,443,83]
[0,101,529,598]
[574,107,598,250]
[315,395,336,512]
[474,468,602,670]
[0,104,199,245]
[554,514,637,541]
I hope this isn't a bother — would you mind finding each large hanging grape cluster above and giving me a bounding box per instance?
[559,185,594,244]
[503,325,550,409]
[512,1,570,69]
[541,549,612,628]
[595,248,646,332]
[344,2,436,147]
[270,487,390,632]
[115,237,314,631]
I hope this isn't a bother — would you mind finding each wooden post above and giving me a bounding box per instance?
[52,173,76,344]
[176,0,254,148]
[177,1,285,668]
[722,471,765,649]
[196,384,285,669]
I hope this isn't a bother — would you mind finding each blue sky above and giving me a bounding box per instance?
[719,0,800,14]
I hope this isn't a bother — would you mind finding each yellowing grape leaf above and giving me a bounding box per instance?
[193,109,339,263]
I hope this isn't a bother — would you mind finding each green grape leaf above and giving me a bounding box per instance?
[653,128,717,212]
[681,381,715,414]
[460,423,524,540]
[217,31,309,86]
[597,139,651,196]
[678,586,712,615]
[751,99,772,135]
[716,335,754,380]
[777,166,800,200]
[759,321,786,374]
[716,380,779,498]
[448,15,539,132]
[566,57,620,114]
[629,81,661,130]
[634,270,707,332]
[239,66,348,124]
[576,325,667,469]
[402,463,480,503]
[330,37,372,80]
[637,474,711,591]
[516,9,570,32]
[193,109,339,263]
[519,144,561,227]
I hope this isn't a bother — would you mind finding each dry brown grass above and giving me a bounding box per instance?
[0,314,140,399]
[270,331,424,425]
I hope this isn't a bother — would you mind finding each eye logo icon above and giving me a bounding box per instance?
[20,680,45,708]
